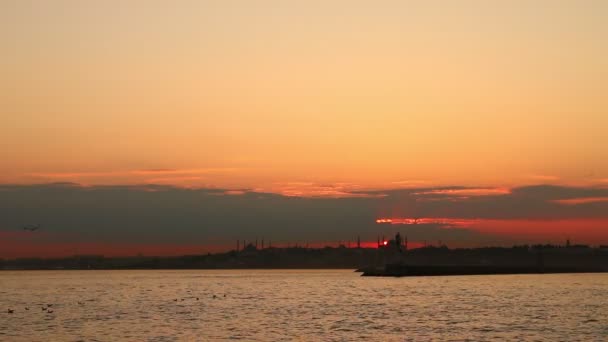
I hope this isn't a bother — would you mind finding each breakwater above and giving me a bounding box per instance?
[360,264,607,277]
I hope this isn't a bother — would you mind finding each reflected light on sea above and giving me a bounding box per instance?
[1,270,608,341]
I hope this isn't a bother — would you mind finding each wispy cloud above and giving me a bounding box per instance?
[414,187,511,197]
[28,171,120,178]
[376,218,481,227]
[145,176,204,184]
[552,197,608,205]
[28,168,239,179]
[23,168,245,188]
[390,180,432,187]
[272,182,384,198]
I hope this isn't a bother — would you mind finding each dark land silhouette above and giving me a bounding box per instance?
[2,237,608,274]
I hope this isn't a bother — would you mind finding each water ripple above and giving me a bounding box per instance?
[1,271,607,341]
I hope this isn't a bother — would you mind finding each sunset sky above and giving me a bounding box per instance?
[1,1,607,257]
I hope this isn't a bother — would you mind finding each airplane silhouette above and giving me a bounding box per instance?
[21,224,41,232]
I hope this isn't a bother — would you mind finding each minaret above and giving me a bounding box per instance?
[357,236,361,249]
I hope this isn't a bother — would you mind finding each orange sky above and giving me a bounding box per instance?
[1,1,607,194]
[1,2,608,257]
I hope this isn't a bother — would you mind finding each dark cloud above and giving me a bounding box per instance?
[1,183,607,249]
[368,185,608,220]
[510,185,608,199]
[389,224,506,247]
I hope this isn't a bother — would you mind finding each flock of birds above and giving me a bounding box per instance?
[6,294,228,315]
[6,303,54,315]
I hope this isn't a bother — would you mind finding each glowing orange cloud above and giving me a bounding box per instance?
[25,168,239,181]
[552,197,608,205]
[468,219,608,242]
[413,188,511,196]
[376,218,481,227]
[390,180,433,187]
[376,217,608,244]
[223,190,247,195]
[274,182,385,198]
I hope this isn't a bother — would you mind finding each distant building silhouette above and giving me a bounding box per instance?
[395,233,402,252]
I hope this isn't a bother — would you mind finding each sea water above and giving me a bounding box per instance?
[1,270,607,341]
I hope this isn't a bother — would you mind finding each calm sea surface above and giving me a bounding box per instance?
[1,270,607,341]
